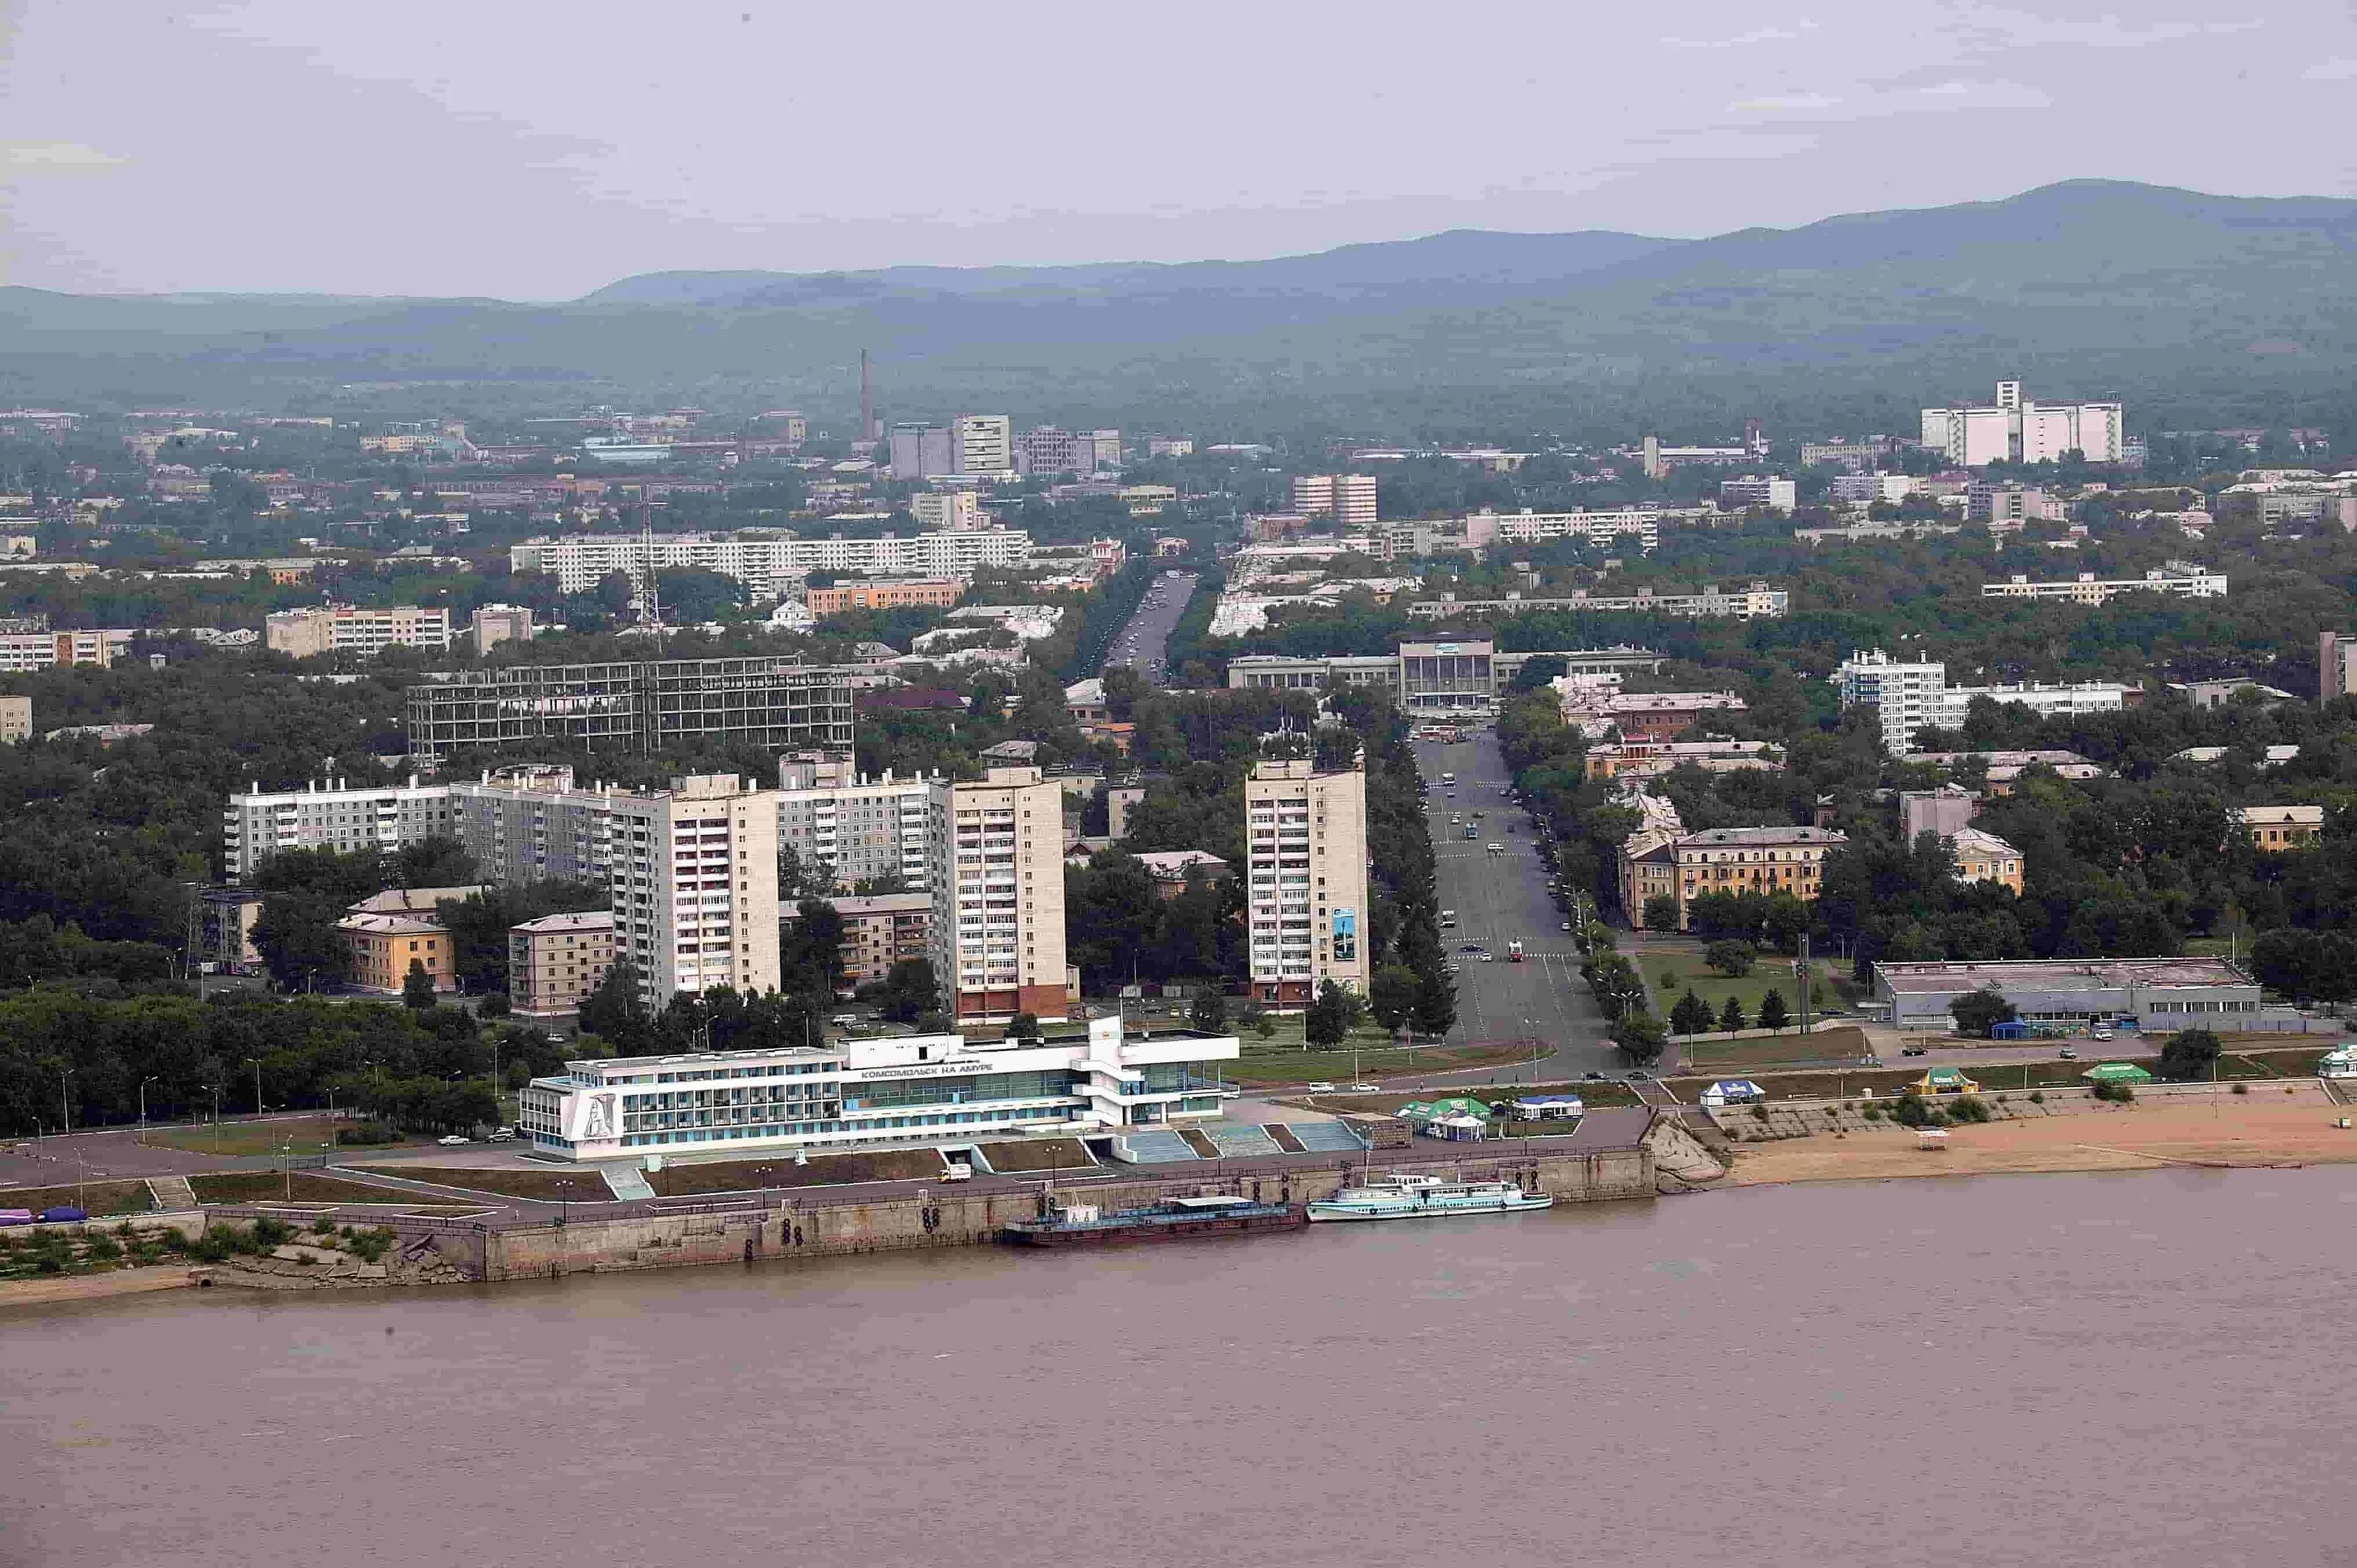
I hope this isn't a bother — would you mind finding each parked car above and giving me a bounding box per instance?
[1901,1046,1927,1057]
[438,1134,471,1146]
[486,1128,517,1143]
[2091,1028,2116,1042]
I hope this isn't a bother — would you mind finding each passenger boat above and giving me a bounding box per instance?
[1001,1194,1307,1247]
[1305,1173,1554,1222]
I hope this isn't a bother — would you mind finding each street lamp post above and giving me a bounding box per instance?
[58,1065,70,1138]
[246,1057,262,1116]
[138,1076,157,1146]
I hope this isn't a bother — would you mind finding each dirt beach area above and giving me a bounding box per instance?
[1728,1090,2357,1185]
[0,1265,204,1310]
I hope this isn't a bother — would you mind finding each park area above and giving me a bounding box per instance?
[148,1114,419,1160]
[1640,945,1847,1035]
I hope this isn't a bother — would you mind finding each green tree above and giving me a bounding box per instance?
[1006,1011,1041,1041]
[1758,988,1790,1031]
[1703,940,1757,977]
[1670,989,1714,1039]
[1949,987,2018,1039]
[873,957,937,1024]
[1717,995,1747,1033]
[578,959,648,1050]
[2156,1026,2223,1082]
[401,958,436,1010]
[1411,971,1457,1036]
[1304,979,1360,1050]
[1642,895,1680,933]
[1613,1009,1666,1064]
[1187,986,1229,1034]
[1367,963,1420,1031]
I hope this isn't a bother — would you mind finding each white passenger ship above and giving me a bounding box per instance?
[1306,1173,1554,1222]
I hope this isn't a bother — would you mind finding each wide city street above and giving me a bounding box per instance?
[1410,730,1618,1083]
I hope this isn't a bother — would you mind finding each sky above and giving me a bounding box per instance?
[3,0,2355,299]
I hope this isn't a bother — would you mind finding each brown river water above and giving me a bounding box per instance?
[8,1167,2357,1567]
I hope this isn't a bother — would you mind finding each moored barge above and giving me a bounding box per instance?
[1003,1194,1307,1246]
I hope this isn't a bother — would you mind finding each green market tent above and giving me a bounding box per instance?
[1428,1097,1495,1119]
[2081,1062,2154,1084]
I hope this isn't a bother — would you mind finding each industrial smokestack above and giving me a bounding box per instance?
[860,349,874,442]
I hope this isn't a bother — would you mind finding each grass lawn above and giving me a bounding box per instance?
[1229,1014,1399,1053]
[646,1149,943,1196]
[348,1166,595,1201]
[1227,1040,1541,1087]
[150,1114,410,1160]
[185,1171,459,1207]
[0,1179,155,1216]
[973,1138,1093,1174]
[1677,1028,1874,1073]
[1640,954,1842,1030]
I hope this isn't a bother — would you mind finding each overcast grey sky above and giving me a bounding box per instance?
[3,0,2354,299]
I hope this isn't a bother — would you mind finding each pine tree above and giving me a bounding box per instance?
[1717,995,1747,1033]
[1758,988,1790,1031]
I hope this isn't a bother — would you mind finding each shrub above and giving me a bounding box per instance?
[251,1216,293,1248]
[1948,1096,1991,1124]
[1891,1090,1934,1128]
[2028,1090,2044,1104]
[81,1232,123,1262]
[1861,1105,1882,1121]
[345,1227,395,1263]
[1750,1104,1769,1121]
[2232,1083,2249,1096]
[336,1122,402,1148]
[2091,1080,2135,1104]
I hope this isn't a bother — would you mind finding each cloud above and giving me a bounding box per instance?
[1951,9,2263,49]
[2303,57,2357,79]
[1666,22,1816,49]
[0,141,129,171]
[1728,93,1842,113]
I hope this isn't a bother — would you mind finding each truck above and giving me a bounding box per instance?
[1508,940,1525,962]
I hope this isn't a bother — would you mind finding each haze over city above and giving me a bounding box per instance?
[5,0,2357,296]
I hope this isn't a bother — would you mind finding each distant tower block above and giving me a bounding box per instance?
[860,349,877,442]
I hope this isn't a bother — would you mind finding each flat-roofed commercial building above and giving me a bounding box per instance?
[1872,957,2297,1033]
[223,774,453,880]
[508,909,617,1017]
[926,766,1072,1024]
[403,658,853,760]
[607,774,780,1008]
[1245,757,1369,1006]
[1228,640,1663,716]
[1405,582,1788,621]
[515,1015,1238,1161]
[1981,569,2226,605]
[266,604,453,658]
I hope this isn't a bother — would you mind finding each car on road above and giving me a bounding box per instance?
[1306,1082,1337,1094]
[1479,952,1495,963]
[1560,921,1573,932]
[1901,1046,1927,1057]
[2091,1028,2115,1041]
[1446,962,1461,973]
[1583,1072,1607,1082]
[487,1127,518,1142]
[2058,1047,2079,1061]
[1458,942,1483,953]
[438,1134,471,1146]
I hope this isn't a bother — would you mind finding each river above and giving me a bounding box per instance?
[9,1168,2357,1566]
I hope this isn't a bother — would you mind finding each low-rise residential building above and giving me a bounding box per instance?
[0,628,119,672]
[266,604,454,658]
[508,910,617,1017]
[803,578,962,614]
[810,892,933,987]
[1131,849,1233,899]
[0,694,27,743]
[199,886,267,969]
[515,1014,1238,1161]
[1946,826,2024,892]
[1624,824,1848,931]
[1873,957,2294,1033]
[338,911,455,994]
[910,491,984,532]
[2241,804,2324,851]
[1911,750,2108,793]
[1582,738,1781,780]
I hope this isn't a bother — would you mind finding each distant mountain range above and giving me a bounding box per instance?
[5,181,2355,437]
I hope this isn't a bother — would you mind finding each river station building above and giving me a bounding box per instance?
[516,1015,1239,1161]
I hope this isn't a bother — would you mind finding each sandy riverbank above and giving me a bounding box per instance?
[1727,1094,2357,1185]
[0,1266,206,1310]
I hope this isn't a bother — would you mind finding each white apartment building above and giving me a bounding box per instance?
[911,491,983,531]
[1829,474,1917,505]
[1837,648,2132,754]
[607,774,781,1008]
[1836,649,1952,755]
[1921,379,2124,465]
[264,604,453,658]
[508,529,1032,596]
[1718,475,1797,511]
[776,750,934,892]
[1406,581,1787,620]
[953,414,1014,476]
[449,766,621,888]
[1292,474,1378,529]
[222,775,455,879]
[1981,568,2227,604]
[1476,507,1670,553]
[0,629,118,672]
[1244,757,1371,1008]
[925,767,1071,1024]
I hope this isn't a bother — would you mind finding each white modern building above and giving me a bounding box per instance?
[952,414,1014,476]
[1406,582,1787,621]
[264,605,453,658]
[910,491,984,532]
[1920,379,2124,465]
[449,766,622,888]
[1244,757,1370,1007]
[1292,474,1379,529]
[1836,648,2132,755]
[607,774,781,1008]
[508,529,1033,596]
[926,766,1072,1024]
[1226,642,1663,707]
[1981,568,2227,604]
[515,1014,1239,1161]
[222,775,455,880]
[1718,475,1797,512]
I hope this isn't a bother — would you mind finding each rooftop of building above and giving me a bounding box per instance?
[349,885,486,914]
[335,911,445,936]
[1945,826,2022,857]
[511,910,615,935]
[811,892,932,917]
[2239,804,2326,824]
[1131,849,1232,879]
[1875,957,2252,995]
[1674,825,1847,847]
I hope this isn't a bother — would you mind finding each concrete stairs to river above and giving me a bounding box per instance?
[603,1167,656,1200]
[145,1175,198,1211]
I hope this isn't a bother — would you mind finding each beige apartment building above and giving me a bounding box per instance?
[607,775,781,1009]
[1245,757,1371,1007]
[266,603,453,658]
[508,909,618,1017]
[810,892,932,987]
[926,767,1072,1023]
[0,694,27,743]
[338,911,455,994]
[1626,824,1849,931]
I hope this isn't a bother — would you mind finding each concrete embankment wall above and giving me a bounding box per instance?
[484,1145,1656,1283]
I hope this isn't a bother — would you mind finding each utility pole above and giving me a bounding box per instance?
[1797,933,1812,1039]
